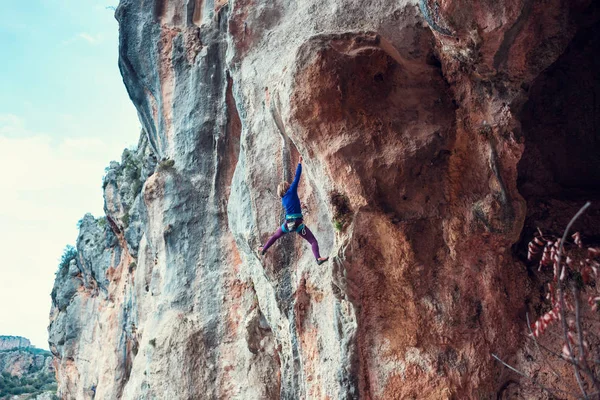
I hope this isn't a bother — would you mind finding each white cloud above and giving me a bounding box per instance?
[0,0,141,349]
[78,32,102,44]
[0,115,120,348]
[61,32,104,46]
[0,114,25,136]
[0,133,107,195]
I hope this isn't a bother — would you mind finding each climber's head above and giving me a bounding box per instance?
[278,182,290,197]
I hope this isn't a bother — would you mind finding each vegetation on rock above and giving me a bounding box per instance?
[329,190,352,232]
[0,371,57,399]
[58,245,77,273]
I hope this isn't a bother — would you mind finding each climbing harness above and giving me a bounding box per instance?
[282,214,305,234]
[282,220,305,234]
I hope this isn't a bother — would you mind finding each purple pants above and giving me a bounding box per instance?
[262,221,322,259]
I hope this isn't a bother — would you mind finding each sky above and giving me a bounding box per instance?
[0,0,141,349]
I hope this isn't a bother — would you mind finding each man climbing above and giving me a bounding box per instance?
[258,156,329,265]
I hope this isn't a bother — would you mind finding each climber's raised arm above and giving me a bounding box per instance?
[289,157,302,193]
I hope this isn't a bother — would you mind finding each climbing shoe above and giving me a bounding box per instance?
[316,257,329,265]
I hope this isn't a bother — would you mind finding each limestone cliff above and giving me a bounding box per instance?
[48,0,600,398]
[0,337,30,352]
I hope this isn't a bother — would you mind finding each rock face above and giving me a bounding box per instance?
[0,350,51,379]
[0,337,30,352]
[48,0,600,399]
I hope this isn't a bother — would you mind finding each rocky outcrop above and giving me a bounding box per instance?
[48,0,600,398]
[0,336,55,399]
[0,336,52,378]
[0,350,52,379]
[0,337,30,352]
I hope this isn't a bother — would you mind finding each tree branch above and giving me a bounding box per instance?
[556,202,592,399]
[526,313,562,379]
[521,332,595,394]
[573,286,600,393]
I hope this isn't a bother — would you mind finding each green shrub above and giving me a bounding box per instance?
[0,369,56,398]
[97,216,107,229]
[10,386,25,395]
[330,190,353,232]
[158,158,175,169]
[122,213,130,228]
[132,179,143,196]
[59,245,78,271]
[334,220,343,232]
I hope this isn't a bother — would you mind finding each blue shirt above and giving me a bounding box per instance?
[282,163,302,217]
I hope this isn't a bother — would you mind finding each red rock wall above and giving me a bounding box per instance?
[48,0,600,398]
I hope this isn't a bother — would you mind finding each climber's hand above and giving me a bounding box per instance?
[299,156,303,164]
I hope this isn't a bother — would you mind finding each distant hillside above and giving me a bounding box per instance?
[0,336,56,400]
[0,337,30,351]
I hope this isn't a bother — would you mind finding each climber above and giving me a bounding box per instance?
[258,156,329,265]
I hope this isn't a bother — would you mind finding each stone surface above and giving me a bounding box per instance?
[48,0,600,399]
[0,337,30,352]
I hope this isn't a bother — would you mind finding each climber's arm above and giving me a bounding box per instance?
[289,158,302,193]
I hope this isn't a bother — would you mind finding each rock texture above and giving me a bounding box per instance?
[0,337,30,352]
[48,0,600,399]
[0,350,52,379]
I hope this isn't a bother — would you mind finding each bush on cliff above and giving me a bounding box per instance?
[58,245,78,272]
[330,190,352,231]
[0,370,56,399]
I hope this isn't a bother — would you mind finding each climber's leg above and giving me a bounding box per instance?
[261,226,286,254]
[298,225,325,261]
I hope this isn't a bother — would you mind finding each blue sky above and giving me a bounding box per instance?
[0,0,140,348]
